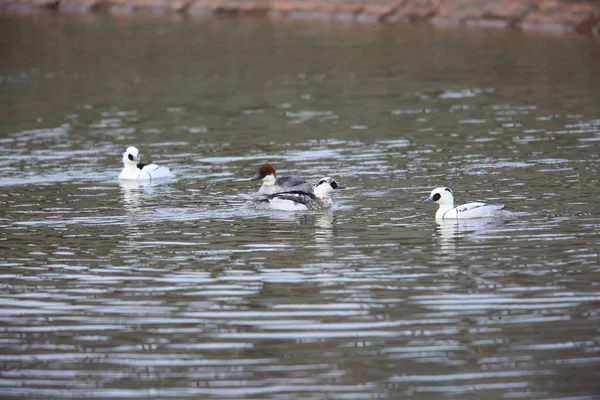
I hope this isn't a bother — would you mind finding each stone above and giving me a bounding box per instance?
[386,0,438,23]
[228,0,271,13]
[58,0,108,12]
[2,0,600,37]
[271,1,328,13]
[333,0,364,14]
[436,0,534,20]
[271,0,361,20]
[189,0,269,13]
[432,0,536,26]
[520,0,600,33]
[31,0,59,7]
[361,0,403,20]
[0,0,32,12]
[1,0,58,11]
[107,0,192,13]
[107,0,134,12]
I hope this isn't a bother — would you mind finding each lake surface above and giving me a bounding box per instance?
[1,13,600,399]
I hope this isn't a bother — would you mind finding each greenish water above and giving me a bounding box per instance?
[1,13,599,399]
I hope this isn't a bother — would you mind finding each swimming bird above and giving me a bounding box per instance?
[118,146,174,181]
[259,177,342,211]
[250,163,314,195]
[423,187,507,220]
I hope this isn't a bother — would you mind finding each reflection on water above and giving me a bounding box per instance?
[1,13,600,400]
[119,178,177,213]
[433,217,512,254]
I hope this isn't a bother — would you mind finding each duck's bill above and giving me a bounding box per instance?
[422,197,434,203]
[250,175,261,181]
[329,181,345,190]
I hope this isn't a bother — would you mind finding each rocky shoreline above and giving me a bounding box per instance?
[1,0,599,37]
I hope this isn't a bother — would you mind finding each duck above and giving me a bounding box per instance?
[250,163,314,196]
[258,177,342,211]
[118,146,173,181]
[423,187,507,219]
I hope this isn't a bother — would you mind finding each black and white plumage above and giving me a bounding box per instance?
[423,187,507,220]
[258,177,342,211]
[119,146,173,181]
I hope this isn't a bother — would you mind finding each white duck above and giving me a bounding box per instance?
[423,187,507,220]
[118,146,173,181]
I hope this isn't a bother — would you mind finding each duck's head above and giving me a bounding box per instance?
[423,187,454,207]
[251,163,277,185]
[123,146,141,166]
[314,177,343,198]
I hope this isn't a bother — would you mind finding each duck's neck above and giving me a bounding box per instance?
[314,185,332,199]
[262,174,276,186]
[435,201,455,217]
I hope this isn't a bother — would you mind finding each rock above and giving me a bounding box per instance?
[269,0,365,19]
[31,0,59,7]
[361,0,403,21]
[1,0,58,11]
[520,0,600,33]
[58,0,108,12]
[270,0,354,20]
[107,0,134,13]
[432,0,536,26]
[270,1,329,15]
[107,0,192,13]
[333,0,364,15]
[189,0,269,14]
[2,0,600,37]
[386,0,438,23]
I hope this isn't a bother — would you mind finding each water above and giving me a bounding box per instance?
[1,13,600,399]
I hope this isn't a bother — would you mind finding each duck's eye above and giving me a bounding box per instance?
[432,193,441,201]
[128,154,134,161]
[330,181,338,189]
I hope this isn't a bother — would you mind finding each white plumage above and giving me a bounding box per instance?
[423,187,507,220]
[118,146,173,181]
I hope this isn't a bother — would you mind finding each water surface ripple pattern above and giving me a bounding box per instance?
[1,14,600,400]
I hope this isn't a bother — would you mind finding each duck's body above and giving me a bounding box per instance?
[261,176,315,196]
[434,201,506,219]
[423,187,507,220]
[251,163,314,196]
[258,177,341,211]
[119,146,173,181]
